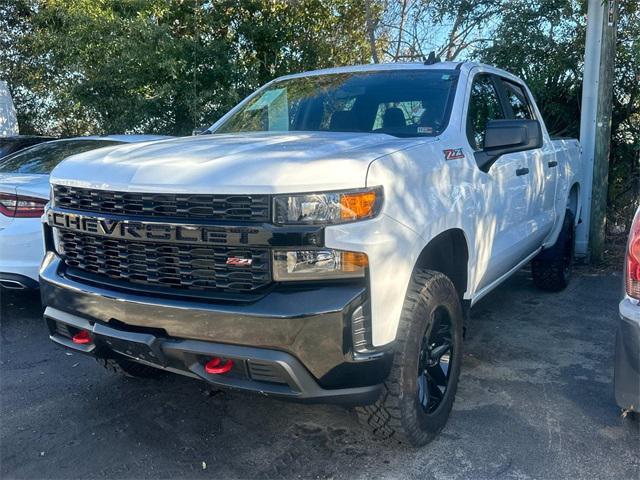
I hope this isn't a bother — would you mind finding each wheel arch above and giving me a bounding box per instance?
[412,228,469,300]
[567,182,581,226]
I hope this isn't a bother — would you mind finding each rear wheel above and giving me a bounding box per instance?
[531,209,575,292]
[355,269,463,446]
[97,357,165,379]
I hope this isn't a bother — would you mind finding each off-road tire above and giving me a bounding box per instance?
[355,269,464,447]
[97,357,165,379]
[531,209,575,292]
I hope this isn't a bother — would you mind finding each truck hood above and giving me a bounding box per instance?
[50,132,429,194]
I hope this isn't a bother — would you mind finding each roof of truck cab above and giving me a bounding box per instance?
[276,62,463,80]
[273,61,523,84]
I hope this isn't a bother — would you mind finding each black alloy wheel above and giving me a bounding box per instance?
[355,269,463,446]
[417,306,454,414]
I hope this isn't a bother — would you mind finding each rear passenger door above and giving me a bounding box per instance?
[496,77,557,244]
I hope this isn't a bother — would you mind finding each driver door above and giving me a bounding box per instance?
[467,74,536,290]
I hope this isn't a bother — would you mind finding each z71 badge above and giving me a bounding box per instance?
[443,148,465,160]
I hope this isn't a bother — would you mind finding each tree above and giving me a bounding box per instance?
[475,0,584,137]
[0,0,374,136]
[475,0,639,229]
[608,0,640,228]
[371,0,638,230]
[366,0,504,62]
[1,0,637,232]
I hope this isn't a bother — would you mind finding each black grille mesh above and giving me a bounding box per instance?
[57,230,271,293]
[53,185,270,222]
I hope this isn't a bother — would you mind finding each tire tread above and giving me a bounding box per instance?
[356,269,462,446]
[532,210,575,292]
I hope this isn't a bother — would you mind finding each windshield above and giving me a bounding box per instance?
[0,140,122,174]
[214,70,459,137]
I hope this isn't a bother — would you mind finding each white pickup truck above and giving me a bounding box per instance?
[40,61,581,446]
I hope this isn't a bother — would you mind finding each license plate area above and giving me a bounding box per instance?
[93,323,166,366]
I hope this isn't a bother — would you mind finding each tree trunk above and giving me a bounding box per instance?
[395,0,408,60]
[365,0,379,63]
[445,12,464,61]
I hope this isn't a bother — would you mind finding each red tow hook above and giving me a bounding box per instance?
[71,330,92,345]
[204,357,234,374]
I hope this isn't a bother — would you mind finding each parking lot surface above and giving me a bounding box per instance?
[1,269,639,479]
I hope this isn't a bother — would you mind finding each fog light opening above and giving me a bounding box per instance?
[204,357,234,375]
[71,329,92,345]
[351,302,372,354]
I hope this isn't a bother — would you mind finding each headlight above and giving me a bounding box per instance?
[273,249,368,281]
[273,187,382,225]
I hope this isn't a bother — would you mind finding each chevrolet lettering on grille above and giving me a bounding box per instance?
[47,210,265,246]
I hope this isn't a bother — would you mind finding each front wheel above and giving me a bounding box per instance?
[355,269,463,447]
[531,209,575,292]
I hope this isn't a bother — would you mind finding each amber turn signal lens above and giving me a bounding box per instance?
[340,191,378,221]
[341,251,369,272]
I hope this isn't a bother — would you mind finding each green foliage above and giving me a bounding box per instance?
[0,0,372,136]
[1,0,638,228]
[475,0,585,137]
[609,0,640,226]
[475,0,639,227]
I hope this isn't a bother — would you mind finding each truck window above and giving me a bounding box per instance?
[215,70,459,138]
[501,80,533,120]
[466,74,505,151]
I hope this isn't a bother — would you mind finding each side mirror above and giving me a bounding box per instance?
[476,119,542,172]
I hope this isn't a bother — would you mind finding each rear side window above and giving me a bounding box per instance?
[466,74,505,151]
[502,81,533,120]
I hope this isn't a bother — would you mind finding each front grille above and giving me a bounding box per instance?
[57,230,271,293]
[53,185,270,222]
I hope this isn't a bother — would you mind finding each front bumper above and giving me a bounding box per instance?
[615,296,640,411]
[40,253,392,404]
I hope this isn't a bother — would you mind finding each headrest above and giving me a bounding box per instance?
[382,107,406,128]
[329,110,356,131]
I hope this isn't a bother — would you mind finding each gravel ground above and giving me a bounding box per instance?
[1,268,638,480]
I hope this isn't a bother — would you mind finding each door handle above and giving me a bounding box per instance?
[515,168,529,176]
[548,160,558,168]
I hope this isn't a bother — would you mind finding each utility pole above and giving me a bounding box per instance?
[575,0,618,262]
